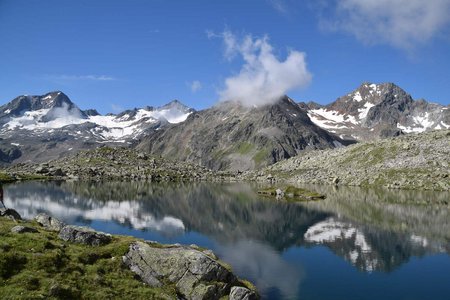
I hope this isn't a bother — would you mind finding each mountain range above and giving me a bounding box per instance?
[1,82,449,169]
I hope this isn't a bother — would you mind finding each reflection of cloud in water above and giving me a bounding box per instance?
[4,195,185,237]
[216,240,303,299]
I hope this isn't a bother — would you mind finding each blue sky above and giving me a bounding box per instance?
[1,0,449,113]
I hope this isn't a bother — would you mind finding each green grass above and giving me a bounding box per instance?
[0,172,14,183]
[236,142,254,155]
[252,149,269,166]
[0,218,177,299]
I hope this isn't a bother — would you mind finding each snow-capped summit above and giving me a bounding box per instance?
[0,92,194,164]
[305,82,450,141]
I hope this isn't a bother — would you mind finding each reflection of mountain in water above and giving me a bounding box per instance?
[4,181,450,275]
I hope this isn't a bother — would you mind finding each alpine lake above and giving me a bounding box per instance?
[3,181,450,300]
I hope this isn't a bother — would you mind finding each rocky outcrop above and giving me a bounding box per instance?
[35,213,65,232]
[249,130,450,191]
[123,241,257,299]
[58,225,112,246]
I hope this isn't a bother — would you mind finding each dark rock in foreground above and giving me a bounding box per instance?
[11,225,38,233]
[0,208,22,221]
[59,225,112,246]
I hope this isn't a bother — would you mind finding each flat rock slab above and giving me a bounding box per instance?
[123,241,242,300]
[59,225,112,246]
[11,225,38,234]
[0,208,22,221]
[35,213,65,232]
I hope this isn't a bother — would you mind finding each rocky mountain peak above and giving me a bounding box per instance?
[307,82,449,141]
[159,99,193,113]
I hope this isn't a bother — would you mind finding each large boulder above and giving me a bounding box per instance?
[123,241,252,300]
[58,225,112,246]
[0,208,22,221]
[35,213,65,232]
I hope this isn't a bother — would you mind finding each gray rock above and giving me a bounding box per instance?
[11,225,38,234]
[123,241,238,299]
[275,188,284,197]
[0,208,22,221]
[58,225,112,246]
[35,213,65,232]
[230,286,259,300]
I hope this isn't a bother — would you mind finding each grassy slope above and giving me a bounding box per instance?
[262,130,450,191]
[0,218,176,299]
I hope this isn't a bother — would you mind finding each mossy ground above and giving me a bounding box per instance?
[0,218,177,299]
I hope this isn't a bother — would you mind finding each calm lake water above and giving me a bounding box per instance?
[3,181,450,300]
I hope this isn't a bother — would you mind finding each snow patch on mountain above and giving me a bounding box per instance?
[358,102,375,119]
[307,108,358,130]
[2,101,192,141]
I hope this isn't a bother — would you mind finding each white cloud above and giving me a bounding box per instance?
[217,31,312,107]
[48,74,117,81]
[319,0,450,50]
[190,80,202,93]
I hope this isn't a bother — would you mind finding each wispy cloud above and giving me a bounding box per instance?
[46,74,117,81]
[189,80,202,93]
[268,0,289,15]
[110,104,124,113]
[316,0,450,50]
[212,30,312,107]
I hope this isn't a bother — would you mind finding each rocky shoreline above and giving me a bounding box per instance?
[244,130,450,191]
[1,130,449,192]
[0,208,258,299]
[1,146,235,183]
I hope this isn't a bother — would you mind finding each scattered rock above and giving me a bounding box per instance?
[275,188,284,197]
[123,241,241,300]
[230,286,259,300]
[11,225,38,234]
[35,213,65,232]
[0,208,22,221]
[59,225,112,246]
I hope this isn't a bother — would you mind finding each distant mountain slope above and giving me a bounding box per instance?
[0,91,193,164]
[305,83,450,141]
[137,96,348,171]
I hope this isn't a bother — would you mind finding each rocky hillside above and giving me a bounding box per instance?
[247,130,450,191]
[137,96,348,171]
[305,82,450,141]
[3,146,229,182]
[0,92,193,165]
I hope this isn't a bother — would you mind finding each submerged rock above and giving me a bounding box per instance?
[123,241,255,300]
[59,225,112,246]
[35,213,65,232]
